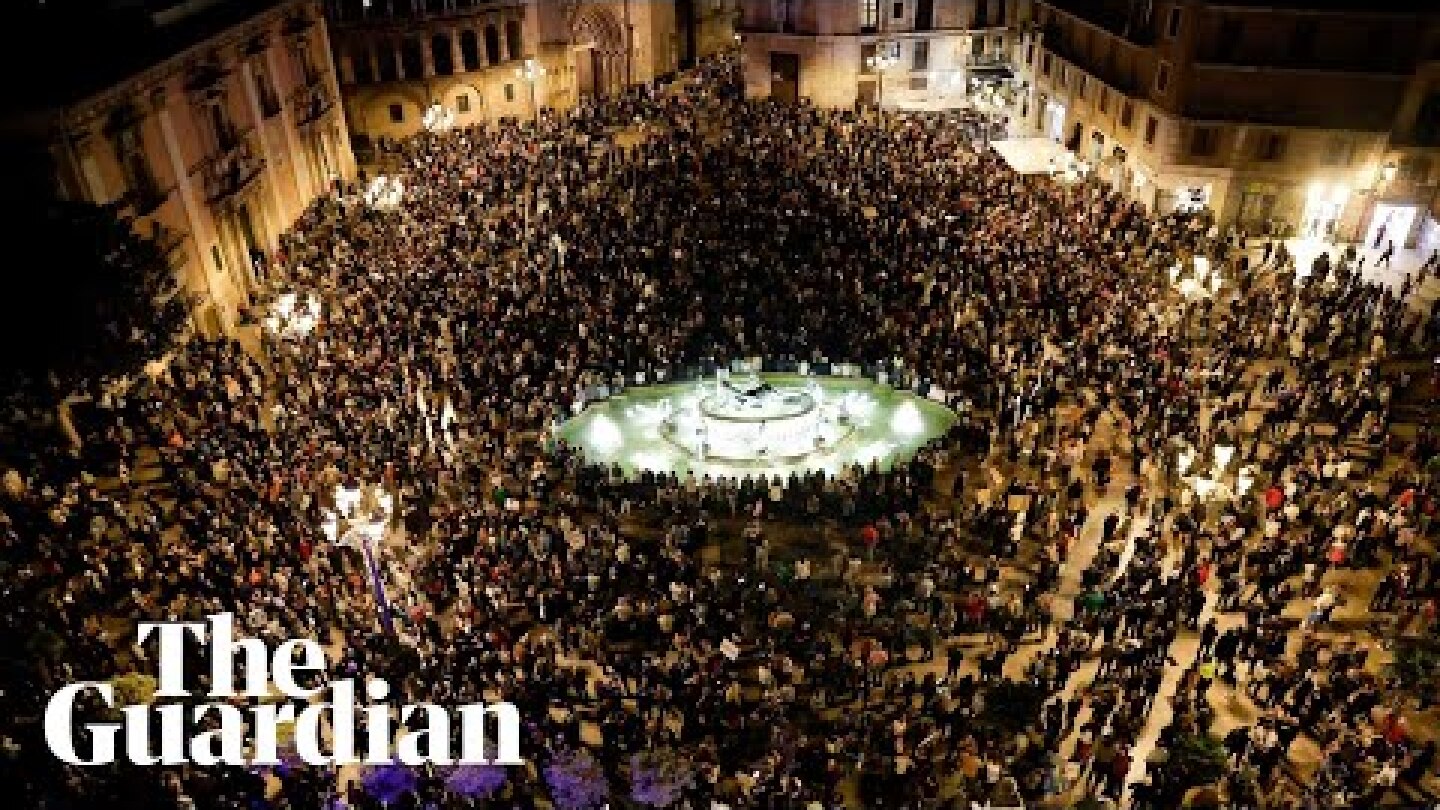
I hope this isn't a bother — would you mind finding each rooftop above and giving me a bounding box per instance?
[1,0,288,116]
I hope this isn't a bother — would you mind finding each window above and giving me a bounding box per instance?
[353,46,376,83]
[1189,126,1217,156]
[1026,42,1035,65]
[1215,19,1241,61]
[893,1,903,19]
[1059,65,1067,87]
[504,83,515,102]
[1166,6,1182,38]
[114,124,158,201]
[1254,131,1286,161]
[1155,61,1170,93]
[1120,100,1133,128]
[1042,53,1051,76]
[1290,20,1315,61]
[909,76,928,90]
[1367,24,1391,57]
[1144,115,1157,145]
[209,103,237,151]
[1323,137,1352,167]
[389,103,404,122]
[1098,87,1109,113]
[912,40,929,71]
[504,20,522,60]
[456,94,470,113]
[1077,75,1086,100]
[860,0,877,31]
[254,64,281,117]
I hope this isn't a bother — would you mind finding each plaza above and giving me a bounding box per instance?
[2,1,1440,808]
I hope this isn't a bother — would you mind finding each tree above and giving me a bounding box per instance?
[1164,732,1228,796]
[0,196,188,399]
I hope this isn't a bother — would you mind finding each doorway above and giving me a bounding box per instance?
[770,52,800,104]
[1363,203,1417,250]
[575,47,596,97]
[675,0,697,68]
[237,203,263,290]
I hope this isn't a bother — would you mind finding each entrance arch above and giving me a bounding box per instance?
[571,6,625,97]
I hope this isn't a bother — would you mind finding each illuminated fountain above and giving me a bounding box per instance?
[561,372,955,480]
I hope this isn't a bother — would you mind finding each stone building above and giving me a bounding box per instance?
[326,0,739,143]
[1014,0,1440,248]
[738,0,1023,109]
[1,0,356,336]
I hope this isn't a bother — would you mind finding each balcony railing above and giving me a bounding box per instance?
[200,131,264,204]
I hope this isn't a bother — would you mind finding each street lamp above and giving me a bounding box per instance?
[515,57,546,120]
[866,41,899,109]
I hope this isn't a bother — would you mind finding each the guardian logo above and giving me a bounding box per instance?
[44,613,522,767]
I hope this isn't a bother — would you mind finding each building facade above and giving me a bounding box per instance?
[738,0,1022,109]
[326,0,739,143]
[1014,0,1440,248]
[5,0,356,336]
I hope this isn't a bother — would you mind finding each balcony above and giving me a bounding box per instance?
[200,131,264,205]
[291,82,334,127]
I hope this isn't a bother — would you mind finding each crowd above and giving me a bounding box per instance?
[2,51,1439,809]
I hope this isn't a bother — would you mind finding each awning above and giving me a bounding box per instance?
[968,65,1015,81]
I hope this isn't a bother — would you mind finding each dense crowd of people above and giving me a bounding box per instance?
[3,52,1439,809]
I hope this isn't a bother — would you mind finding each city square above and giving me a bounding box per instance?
[1,1,1439,809]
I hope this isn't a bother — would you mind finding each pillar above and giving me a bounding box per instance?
[496,14,510,61]
[421,31,436,78]
[339,49,356,85]
[451,27,466,74]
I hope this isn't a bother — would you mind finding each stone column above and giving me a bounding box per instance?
[240,59,290,234]
[497,14,510,62]
[451,27,466,74]
[421,30,436,77]
[339,48,356,85]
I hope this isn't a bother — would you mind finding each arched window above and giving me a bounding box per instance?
[378,44,399,82]
[400,37,425,78]
[459,29,480,71]
[431,33,453,75]
[483,25,500,64]
[504,20,523,60]
[353,45,375,83]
